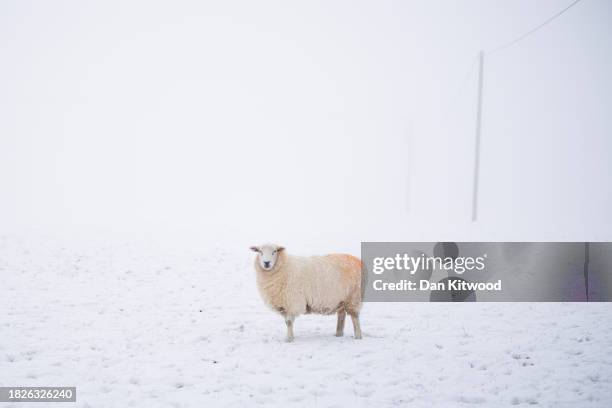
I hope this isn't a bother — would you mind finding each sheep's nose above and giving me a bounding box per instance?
[264,261,271,268]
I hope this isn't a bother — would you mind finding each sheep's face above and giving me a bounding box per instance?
[250,244,284,271]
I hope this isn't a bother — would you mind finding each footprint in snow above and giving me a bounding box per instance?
[512,353,535,367]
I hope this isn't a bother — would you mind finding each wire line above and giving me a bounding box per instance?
[444,54,479,119]
[487,0,583,55]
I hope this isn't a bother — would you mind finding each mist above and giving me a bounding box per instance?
[1,0,611,252]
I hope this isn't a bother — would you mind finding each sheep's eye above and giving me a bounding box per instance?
[272,250,277,255]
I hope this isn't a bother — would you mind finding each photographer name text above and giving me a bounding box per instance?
[372,279,502,291]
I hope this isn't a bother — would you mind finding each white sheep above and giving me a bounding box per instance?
[250,243,363,342]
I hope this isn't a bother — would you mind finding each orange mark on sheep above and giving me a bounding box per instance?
[325,254,362,287]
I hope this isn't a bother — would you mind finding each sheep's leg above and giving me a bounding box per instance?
[335,309,346,337]
[349,312,362,339]
[285,315,295,342]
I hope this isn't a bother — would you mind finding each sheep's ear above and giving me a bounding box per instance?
[250,246,260,253]
[277,246,285,252]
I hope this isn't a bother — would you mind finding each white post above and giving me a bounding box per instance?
[471,50,485,222]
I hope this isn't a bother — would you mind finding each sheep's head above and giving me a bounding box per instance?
[250,244,285,271]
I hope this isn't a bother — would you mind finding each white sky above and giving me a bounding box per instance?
[1,0,611,251]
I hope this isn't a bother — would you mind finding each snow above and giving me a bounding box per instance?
[1,235,611,407]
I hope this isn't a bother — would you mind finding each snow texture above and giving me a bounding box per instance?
[1,236,611,407]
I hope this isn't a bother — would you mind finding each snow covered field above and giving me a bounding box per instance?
[1,235,611,408]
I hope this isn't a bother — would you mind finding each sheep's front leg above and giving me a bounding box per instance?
[336,310,346,337]
[285,315,295,342]
[349,312,362,339]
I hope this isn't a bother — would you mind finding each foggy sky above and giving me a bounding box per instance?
[1,0,611,252]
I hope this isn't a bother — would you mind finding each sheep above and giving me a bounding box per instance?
[250,243,363,342]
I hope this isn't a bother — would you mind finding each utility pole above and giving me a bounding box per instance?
[471,50,485,222]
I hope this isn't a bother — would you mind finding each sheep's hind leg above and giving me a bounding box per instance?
[349,312,362,339]
[285,315,295,342]
[336,309,346,337]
